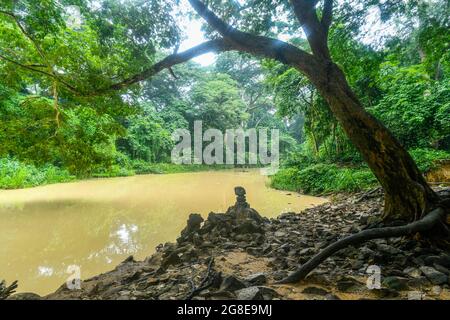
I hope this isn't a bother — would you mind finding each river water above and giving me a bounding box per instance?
[0,170,327,295]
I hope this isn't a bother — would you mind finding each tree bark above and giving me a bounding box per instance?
[305,61,439,221]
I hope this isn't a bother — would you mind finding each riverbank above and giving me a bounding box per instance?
[0,158,236,189]
[270,149,450,195]
[14,187,448,300]
[2,148,448,191]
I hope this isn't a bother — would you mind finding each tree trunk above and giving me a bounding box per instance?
[303,60,439,221]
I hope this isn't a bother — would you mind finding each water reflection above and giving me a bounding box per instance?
[0,170,327,295]
[37,266,54,277]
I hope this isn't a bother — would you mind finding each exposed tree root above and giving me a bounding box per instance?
[0,280,18,300]
[277,206,448,284]
[185,257,216,300]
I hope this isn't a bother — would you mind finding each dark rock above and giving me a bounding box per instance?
[222,242,237,250]
[382,276,409,291]
[235,287,264,300]
[235,286,277,300]
[199,241,214,249]
[124,271,142,283]
[274,231,287,238]
[206,212,232,226]
[400,240,419,251]
[299,248,315,256]
[351,259,364,270]
[177,213,204,243]
[258,286,279,300]
[246,247,262,256]
[403,267,422,278]
[433,264,449,275]
[302,286,329,296]
[122,255,135,263]
[244,273,267,286]
[358,247,376,259]
[325,293,341,300]
[407,276,430,288]
[161,251,181,268]
[305,273,332,286]
[272,270,288,281]
[376,243,402,256]
[372,288,400,298]
[424,255,441,266]
[226,187,264,223]
[437,254,450,268]
[206,291,236,300]
[219,275,247,292]
[234,219,264,234]
[7,292,41,300]
[420,266,448,285]
[336,276,366,293]
[412,257,425,266]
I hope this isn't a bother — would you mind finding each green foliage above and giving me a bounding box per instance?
[190,73,248,131]
[57,106,124,177]
[120,111,174,163]
[0,158,73,189]
[270,164,377,195]
[129,161,231,175]
[272,147,450,195]
[0,0,180,93]
[409,148,450,173]
[370,65,450,149]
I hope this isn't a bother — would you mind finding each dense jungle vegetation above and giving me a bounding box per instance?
[0,0,448,193]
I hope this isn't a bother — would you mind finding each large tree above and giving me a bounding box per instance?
[82,0,442,221]
[107,0,449,281]
[186,0,441,223]
[1,0,448,281]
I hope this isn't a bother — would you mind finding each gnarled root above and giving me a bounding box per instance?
[277,207,448,284]
[0,280,18,300]
[185,257,216,300]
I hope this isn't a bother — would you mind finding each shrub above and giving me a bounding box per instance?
[409,148,450,172]
[0,158,73,189]
[270,163,377,194]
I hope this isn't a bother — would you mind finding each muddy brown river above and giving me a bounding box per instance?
[0,170,327,295]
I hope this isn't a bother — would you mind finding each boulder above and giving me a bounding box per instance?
[302,286,329,296]
[161,251,181,268]
[219,275,247,292]
[403,267,422,278]
[234,219,264,234]
[7,292,41,300]
[419,266,448,285]
[177,213,204,243]
[244,273,267,286]
[235,286,278,300]
[235,287,263,300]
[336,276,366,293]
[382,276,409,291]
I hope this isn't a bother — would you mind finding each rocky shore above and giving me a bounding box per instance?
[12,187,450,300]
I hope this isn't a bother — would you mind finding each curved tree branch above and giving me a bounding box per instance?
[289,0,330,59]
[0,10,49,66]
[277,207,447,284]
[90,38,233,95]
[187,0,318,77]
[0,53,80,94]
[1,1,319,96]
[321,0,334,33]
